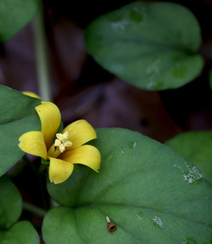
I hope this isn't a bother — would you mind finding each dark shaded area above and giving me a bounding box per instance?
[1,0,212,242]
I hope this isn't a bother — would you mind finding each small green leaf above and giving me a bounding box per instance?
[0,0,39,41]
[85,2,203,90]
[165,131,212,185]
[43,128,212,243]
[0,175,22,229]
[0,85,41,176]
[41,158,49,165]
[0,221,40,244]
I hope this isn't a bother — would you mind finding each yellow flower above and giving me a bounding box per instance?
[18,101,101,184]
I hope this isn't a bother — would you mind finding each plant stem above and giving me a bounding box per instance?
[23,201,47,218]
[34,2,52,101]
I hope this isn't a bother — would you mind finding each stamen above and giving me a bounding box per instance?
[64,141,72,147]
[54,139,61,147]
[54,131,72,153]
[59,144,65,153]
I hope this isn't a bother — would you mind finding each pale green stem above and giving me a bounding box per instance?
[34,2,52,101]
[23,201,47,218]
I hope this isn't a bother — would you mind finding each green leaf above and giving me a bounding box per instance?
[85,2,204,90]
[41,158,49,165]
[43,128,212,243]
[165,131,212,185]
[0,0,39,42]
[0,85,41,176]
[0,175,22,229]
[0,221,40,244]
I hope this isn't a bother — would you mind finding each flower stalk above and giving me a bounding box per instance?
[23,201,47,218]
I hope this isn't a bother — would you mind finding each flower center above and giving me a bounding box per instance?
[47,131,72,159]
[54,131,72,153]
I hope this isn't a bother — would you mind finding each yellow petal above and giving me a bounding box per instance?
[35,102,61,149]
[22,91,42,99]
[18,131,47,159]
[60,145,101,172]
[49,157,74,184]
[63,120,97,149]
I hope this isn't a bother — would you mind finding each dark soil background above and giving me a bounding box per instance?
[1,0,212,242]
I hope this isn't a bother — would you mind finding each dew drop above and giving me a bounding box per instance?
[111,20,127,31]
[121,147,126,153]
[183,162,203,185]
[136,211,144,220]
[146,58,161,75]
[181,236,197,244]
[128,141,136,149]
[152,216,163,229]
[173,162,203,185]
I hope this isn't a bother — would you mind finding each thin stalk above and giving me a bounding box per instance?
[34,3,52,101]
[23,201,47,218]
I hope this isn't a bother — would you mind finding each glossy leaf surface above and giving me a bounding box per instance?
[0,0,39,41]
[85,2,203,90]
[0,176,22,229]
[43,128,212,243]
[0,221,40,244]
[0,85,41,176]
[165,131,212,185]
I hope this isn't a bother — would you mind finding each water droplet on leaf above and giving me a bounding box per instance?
[173,162,203,185]
[128,141,136,149]
[152,216,163,228]
[121,147,126,153]
[136,211,144,220]
[182,236,197,244]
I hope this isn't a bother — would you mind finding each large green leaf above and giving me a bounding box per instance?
[0,221,40,244]
[43,128,212,243]
[85,2,203,90]
[0,0,39,42]
[0,175,22,229]
[0,176,40,243]
[0,85,41,176]
[165,131,212,185]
